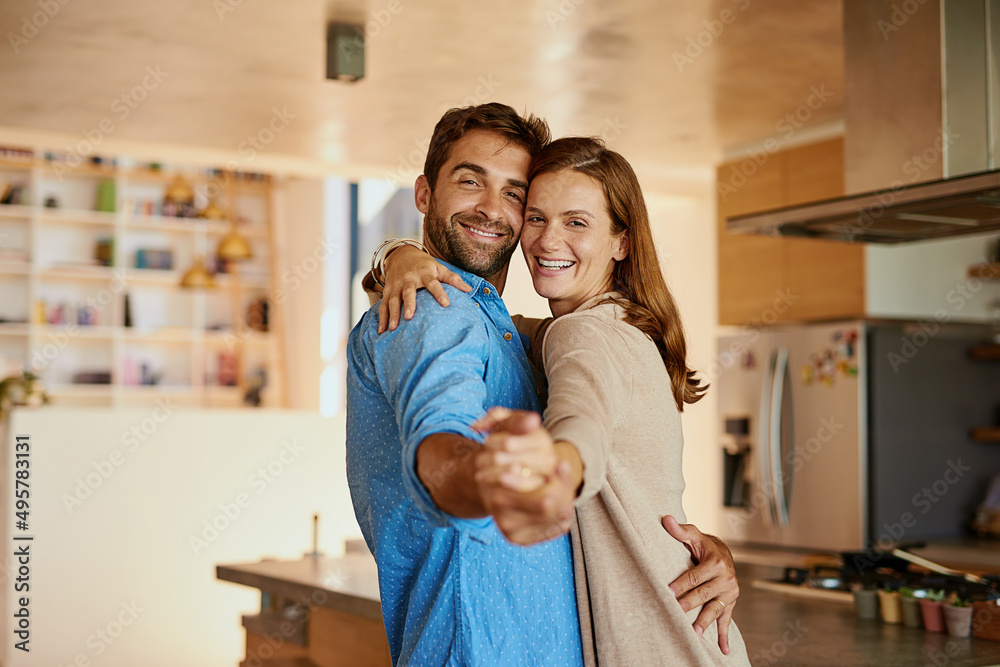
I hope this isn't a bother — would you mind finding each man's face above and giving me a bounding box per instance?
[415,129,531,280]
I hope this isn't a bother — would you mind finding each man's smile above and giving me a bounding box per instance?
[459,221,506,240]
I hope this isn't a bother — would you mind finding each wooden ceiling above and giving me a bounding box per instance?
[0,0,844,191]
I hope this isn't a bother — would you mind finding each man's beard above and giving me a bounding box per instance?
[424,197,518,280]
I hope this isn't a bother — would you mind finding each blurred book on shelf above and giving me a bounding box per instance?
[72,371,112,385]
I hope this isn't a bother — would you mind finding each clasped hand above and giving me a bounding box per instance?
[471,410,740,654]
[471,407,577,546]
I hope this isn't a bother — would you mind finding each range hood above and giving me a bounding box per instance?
[729,169,1000,243]
[729,0,1000,244]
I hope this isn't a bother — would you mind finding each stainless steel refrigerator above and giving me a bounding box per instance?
[717,320,1000,552]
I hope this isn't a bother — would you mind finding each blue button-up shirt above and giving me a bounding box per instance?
[346,260,583,666]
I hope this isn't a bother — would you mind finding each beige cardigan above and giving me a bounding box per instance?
[519,294,749,666]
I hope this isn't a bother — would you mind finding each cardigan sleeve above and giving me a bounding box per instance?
[511,314,553,371]
[541,311,632,504]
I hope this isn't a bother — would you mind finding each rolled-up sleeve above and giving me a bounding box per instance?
[542,313,632,504]
[370,287,492,529]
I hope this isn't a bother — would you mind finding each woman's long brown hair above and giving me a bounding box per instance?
[528,137,707,411]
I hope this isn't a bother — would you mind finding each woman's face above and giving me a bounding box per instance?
[520,169,627,317]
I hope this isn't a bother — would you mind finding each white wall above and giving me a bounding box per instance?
[866,234,1000,322]
[645,189,723,534]
[279,177,326,411]
[1,408,356,667]
[278,176,355,414]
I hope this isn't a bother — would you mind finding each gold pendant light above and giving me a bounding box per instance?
[216,228,253,261]
[179,255,216,288]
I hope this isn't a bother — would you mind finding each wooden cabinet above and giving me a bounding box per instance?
[217,555,392,667]
[717,137,866,325]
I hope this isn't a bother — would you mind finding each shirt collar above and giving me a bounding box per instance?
[435,259,502,299]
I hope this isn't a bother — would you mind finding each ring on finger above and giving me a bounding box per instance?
[520,465,531,478]
[711,598,726,611]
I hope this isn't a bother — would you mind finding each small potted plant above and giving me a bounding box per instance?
[919,589,947,633]
[878,588,902,624]
[899,587,923,628]
[944,593,974,638]
[0,370,49,422]
[852,583,880,620]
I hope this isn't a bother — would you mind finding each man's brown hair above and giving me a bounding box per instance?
[423,103,551,191]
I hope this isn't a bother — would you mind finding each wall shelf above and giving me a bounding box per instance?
[121,168,179,184]
[969,343,1000,362]
[127,215,206,233]
[967,263,1000,280]
[123,215,268,238]
[0,204,33,219]
[0,324,30,336]
[123,329,196,344]
[0,158,34,171]
[47,385,115,398]
[39,209,117,226]
[41,162,117,179]
[39,266,115,282]
[0,145,287,409]
[971,427,1000,442]
[204,330,270,347]
[0,261,31,275]
[123,384,197,395]
[122,268,181,285]
[36,324,116,340]
[214,273,269,290]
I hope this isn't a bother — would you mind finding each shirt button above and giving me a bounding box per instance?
[483,287,491,295]
[504,332,513,341]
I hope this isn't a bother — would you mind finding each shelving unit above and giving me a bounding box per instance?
[968,343,1000,362]
[967,263,1000,280]
[971,427,1000,442]
[0,146,286,409]
[967,341,1000,442]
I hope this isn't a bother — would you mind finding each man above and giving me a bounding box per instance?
[347,103,737,666]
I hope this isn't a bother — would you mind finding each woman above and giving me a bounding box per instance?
[378,137,750,665]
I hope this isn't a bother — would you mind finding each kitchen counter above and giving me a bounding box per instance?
[731,540,1000,577]
[217,551,382,621]
[733,564,1000,666]
[216,552,390,667]
[217,555,1000,666]
[911,541,1000,574]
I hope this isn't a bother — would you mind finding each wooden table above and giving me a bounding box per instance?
[217,553,391,667]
